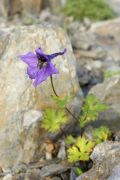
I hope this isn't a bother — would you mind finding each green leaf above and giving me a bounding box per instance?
[62,0,115,21]
[42,108,68,133]
[75,167,83,176]
[92,126,111,144]
[52,95,72,109]
[104,70,120,78]
[68,146,81,163]
[79,94,108,128]
[67,136,95,163]
[65,135,76,145]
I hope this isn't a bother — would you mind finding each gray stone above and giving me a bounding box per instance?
[0,24,81,169]
[39,9,64,26]
[3,174,13,180]
[107,163,120,180]
[114,131,120,141]
[40,163,69,177]
[51,177,61,180]
[71,31,96,50]
[0,0,9,19]
[83,125,94,140]
[21,0,42,16]
[57,141,66,160]
[67,21,86,35]
[43,0,66,12]
[83,18,92,29]
[8,0,22,16]
[23,110,43,129]
[12,168,41,180]
[76,61,103,86]
[91,18,120,61]
[0,0,42,19]
[106,0,120,16]
[89,76,120,131]
[76,142,120,180]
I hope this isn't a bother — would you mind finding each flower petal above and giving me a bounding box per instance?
[18,52,38,67]
[46,48,67,60]
[35,47,44,55]
[27,66,39,79]
[34,62,58,87]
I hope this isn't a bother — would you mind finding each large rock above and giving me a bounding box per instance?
[91,18,120,61]
[89,76,120,131]
[42,0,66,12]
[76,141,120,180]
[0,24,80,169]
[0,0,9,19]
[107,163,120,180]
[106,0,120,16]
[48,0,66,11]
[21,0,42,16]
[0,0,42,18]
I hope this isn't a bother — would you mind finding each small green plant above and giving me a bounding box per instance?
[104,70,120,78]
[52,95,72,109]
[80,94,107,128]
[65,135,76,145]
[42,108,68,133]
[42,93,110,165]
[92,126,111,144]
[67,136,95,163]
[62,0,115,21]
[20,46,112,176]
[75,167,83,176]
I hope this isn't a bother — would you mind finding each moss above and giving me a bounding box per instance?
[62,0,115,21]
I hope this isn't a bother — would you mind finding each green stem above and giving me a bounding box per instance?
[50,75,59,97]
[50,75,78,121]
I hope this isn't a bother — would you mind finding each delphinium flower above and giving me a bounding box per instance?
[19,47,67,87]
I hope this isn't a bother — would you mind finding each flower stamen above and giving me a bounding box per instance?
[37,55,47,69]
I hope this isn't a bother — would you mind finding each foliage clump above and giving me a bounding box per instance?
[66,135,76,145]
[52,95,72,109]
[80,94,107,128]
[92,126,111,144]
[104,70,120,78]
[42,93,111,166]
[42,108,68,133]
[67,136,95,163]
[62,0,115,21]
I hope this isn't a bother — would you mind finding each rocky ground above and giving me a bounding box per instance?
[0,0,120,180]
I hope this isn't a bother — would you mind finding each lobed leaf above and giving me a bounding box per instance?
[52,95,72,109]
[42,108,68,133]
[92,126,111,144]
[67,136,95,163]
[79,94,108,128]
[65,135,76,145]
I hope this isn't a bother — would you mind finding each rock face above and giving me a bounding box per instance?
[89,76,120,131]
[48,0,66,11]
[0,0,42,18]
[1,162,69,180]
[107,163,120,180]
[72,16,120,132]
[74,18,120,92]
[106,0,120,16]
[21,0,42,15]
[76,141,120,180]
[42,0,66,12]
[0,0,9,19]
[0,24,80,169]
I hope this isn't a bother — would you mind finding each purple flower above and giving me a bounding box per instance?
[19,47,67,87]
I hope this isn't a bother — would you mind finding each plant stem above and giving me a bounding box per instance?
[50,75,78,121]
[50,76,58,97]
